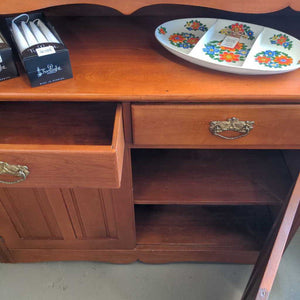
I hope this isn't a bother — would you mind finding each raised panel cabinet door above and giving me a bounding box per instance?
[0,151,135,251]
[242,174,300,300]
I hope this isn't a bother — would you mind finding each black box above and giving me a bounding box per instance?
[7,13,73,87]
[0,31,18,82]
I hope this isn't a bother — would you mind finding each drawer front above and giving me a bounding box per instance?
[0,105,124,188]
[132,104,300,148]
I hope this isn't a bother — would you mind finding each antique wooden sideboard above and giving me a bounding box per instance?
[0,1,299,298]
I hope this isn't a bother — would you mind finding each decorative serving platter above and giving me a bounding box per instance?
[155,18,300,75]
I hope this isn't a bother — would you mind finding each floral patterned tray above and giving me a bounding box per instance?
[155,18,300,75]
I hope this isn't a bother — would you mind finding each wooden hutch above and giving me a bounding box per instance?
[0,1,299,299]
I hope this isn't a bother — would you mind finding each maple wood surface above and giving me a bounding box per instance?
[0,16,299,103]
[242,174,300,300]
[0,102,115,145]
[132,149,292,205]
[8,246,259,264]
[135,205,272,250]
[0,104,124,188]
[0,2,299,269]
[132,104,300,148]
[0,149,135,250]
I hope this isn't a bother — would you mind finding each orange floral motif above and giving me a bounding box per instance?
[191,22,200,30]
[203,40,249,63]
[256,56,271,64]
[219,52,240,62]
[158,27,167,35]
[255,50,293,68]
[231,23,244,33]
[276,36,287,45]
[219,23,255,40]
[187,37,200,45]
[274,55,293,65]
[169,34,185,43]
[169,32,200,49]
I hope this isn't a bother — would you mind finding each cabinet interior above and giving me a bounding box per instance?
[135,205,273,251]
[0,102,116,145]
[132,149,299,251]
[132,149,294,205]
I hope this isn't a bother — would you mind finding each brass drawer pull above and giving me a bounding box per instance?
[209,117,255,140]
[0,161,30,184]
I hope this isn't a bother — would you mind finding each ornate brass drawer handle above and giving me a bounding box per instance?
[209,117,255,140]
[0,161,30,184]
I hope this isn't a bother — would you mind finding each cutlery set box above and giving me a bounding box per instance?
[0,31,18,82]
[6,13,72,87]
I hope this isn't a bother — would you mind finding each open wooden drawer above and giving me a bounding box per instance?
[0,102,124,188]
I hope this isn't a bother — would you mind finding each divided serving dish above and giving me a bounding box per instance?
[155,18,300,75]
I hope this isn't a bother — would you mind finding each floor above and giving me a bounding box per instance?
[0,231,299,300]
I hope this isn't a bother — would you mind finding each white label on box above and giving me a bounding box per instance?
[36,46,56,57]
[220,36,240,49]
[0,37,3,43]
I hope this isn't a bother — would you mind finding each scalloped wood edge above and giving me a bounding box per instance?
[0,0,299,15]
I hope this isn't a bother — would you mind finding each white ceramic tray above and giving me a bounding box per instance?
[155,18,300,75]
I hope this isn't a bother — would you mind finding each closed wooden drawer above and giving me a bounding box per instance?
[0,103,124,188]
[132,104,300,148]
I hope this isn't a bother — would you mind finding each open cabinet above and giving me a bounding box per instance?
[242,174,300,300]
[0,1,299,299]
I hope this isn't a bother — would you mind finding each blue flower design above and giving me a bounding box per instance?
[182,43,190,49]
[237,49,250,56]
[203,45,220,55]
[182,33,192,38]
[264,50,276,57]
[247,30,254,37]
[282,42,290,48]
[268,62,279,68]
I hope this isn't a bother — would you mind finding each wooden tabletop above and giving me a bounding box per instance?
[0,16,299,103]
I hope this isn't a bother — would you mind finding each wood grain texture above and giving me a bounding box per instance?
[133,149,293,205]
[122,103,133,144]
[132,104,300,148]
[0,0,298,14]
[0,150,135,250]
[9,246,258,264]
[0,104,124,188]
[112,104,125,188]
[135,205,272,250]
[242,174,300,300]
[0,102,116,145]
[136,245,259,264]
[0,16,299,103]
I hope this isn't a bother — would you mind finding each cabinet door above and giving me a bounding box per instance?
[242,174,300,300]
[0,152,135,251]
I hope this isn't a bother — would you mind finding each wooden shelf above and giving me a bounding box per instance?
[132,149,292,205]
[0,15,299,102]
[136,205,273,251]
[0,102,116,145]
